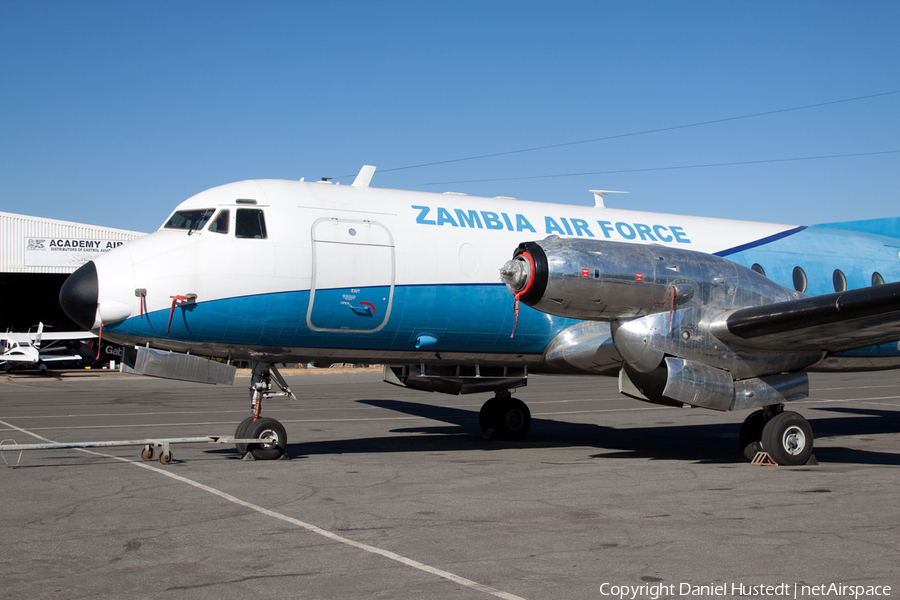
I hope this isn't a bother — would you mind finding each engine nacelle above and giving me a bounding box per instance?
[500,236,798,321]
[502,237,825,410]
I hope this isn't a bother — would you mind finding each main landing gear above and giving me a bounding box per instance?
[478,390,532,440]
[739,404,814,466]
[234,363,295,460]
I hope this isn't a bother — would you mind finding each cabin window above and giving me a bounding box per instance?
[208,210,230,234]
[792,266,807,293]
[164,209,215,231]
[873,272,885,286]
[235,208,267,239]
[832,269,847,292]
[751,263,766,276]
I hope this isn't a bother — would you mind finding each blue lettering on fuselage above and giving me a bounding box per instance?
[412,206,690,243]
[413,205,436,225]
[597,219,690,244]
[414,205,536,232]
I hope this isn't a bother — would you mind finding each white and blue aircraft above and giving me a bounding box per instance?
[1,323,95,375]
[58,167,900,465]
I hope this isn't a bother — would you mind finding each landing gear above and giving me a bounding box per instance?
[234,416,255,455]
[739,405,814,466]
[739,410,766,461]
[762,411,813,466]
[244,418,287,460]
[479,391,531,440]
[234,363,294,460]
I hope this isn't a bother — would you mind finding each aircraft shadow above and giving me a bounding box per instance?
[261,399,900,466]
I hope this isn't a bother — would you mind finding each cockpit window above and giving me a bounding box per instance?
[235,208,267,239]
[164,209,215,231]
[208,209,230,234]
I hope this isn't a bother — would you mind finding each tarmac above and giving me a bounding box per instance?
[0,368,898,600]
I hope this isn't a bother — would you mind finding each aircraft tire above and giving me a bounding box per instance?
[478,398,501,434]
[246,417,287,460]
[739,410,766,461]
[761,411,813,466]
[234,416,256,454]
[493,397,532,440]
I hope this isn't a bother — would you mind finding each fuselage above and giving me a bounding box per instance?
[60,179,900,371]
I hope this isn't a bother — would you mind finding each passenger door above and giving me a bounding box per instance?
[306,218,395,333]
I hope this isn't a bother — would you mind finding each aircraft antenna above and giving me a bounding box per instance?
[590,190,628,208]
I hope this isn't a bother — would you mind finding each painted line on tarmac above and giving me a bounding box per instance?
[0,404,678,433]
[798,396,900,404]
[0,405,387,420]
[812,384,899,391]
[0,418,529,600]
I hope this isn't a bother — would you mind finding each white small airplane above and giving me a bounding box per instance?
[0,323,96,375]
[58,166,900,465]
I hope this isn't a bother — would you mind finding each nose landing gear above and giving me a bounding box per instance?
[235,363,294,460]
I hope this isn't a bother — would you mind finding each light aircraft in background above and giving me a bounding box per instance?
[58,166,900,465]
[0,323,96,375]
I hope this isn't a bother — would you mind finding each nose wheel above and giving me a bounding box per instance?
[233,363,291,460]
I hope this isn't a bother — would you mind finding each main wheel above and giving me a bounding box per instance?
[234,416,256,455]
[739,410,766,461]
[478,398,501,435]
[497,398,531,439]
[761,411,813,466]
[481,397,531,440]
[245,417,287,460]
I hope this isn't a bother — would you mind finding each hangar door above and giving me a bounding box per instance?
[306,218,395,333]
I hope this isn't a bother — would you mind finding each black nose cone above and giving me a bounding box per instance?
[60,261,99,330]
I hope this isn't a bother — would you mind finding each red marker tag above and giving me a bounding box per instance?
[635,273,644,282]
[581,268,590,278]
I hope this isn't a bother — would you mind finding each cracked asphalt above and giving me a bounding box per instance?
[1,369,898,599]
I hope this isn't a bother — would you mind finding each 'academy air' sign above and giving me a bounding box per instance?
[24,238,127,268]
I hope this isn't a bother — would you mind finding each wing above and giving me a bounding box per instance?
[0,333,31,343]
[711,281,900,352]
[35,331,97,341]
[0,331,96,342]
[38,354,84,362]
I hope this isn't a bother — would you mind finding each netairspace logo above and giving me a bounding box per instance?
[598,582,892,599]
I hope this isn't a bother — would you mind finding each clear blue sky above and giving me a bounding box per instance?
[1,1,898,233]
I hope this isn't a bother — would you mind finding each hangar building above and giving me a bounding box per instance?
[1,211,145,332]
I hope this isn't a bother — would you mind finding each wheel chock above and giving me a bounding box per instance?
[751,451,778,465]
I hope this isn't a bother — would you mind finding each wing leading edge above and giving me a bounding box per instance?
[711,281,900,352]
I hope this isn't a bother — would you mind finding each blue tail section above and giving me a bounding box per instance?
[815,217,900,239]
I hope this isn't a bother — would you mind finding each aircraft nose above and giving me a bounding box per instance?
[60,261,99,330]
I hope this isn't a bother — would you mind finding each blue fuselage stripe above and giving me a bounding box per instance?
[107,284,577,355]
[713,226,807,257]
